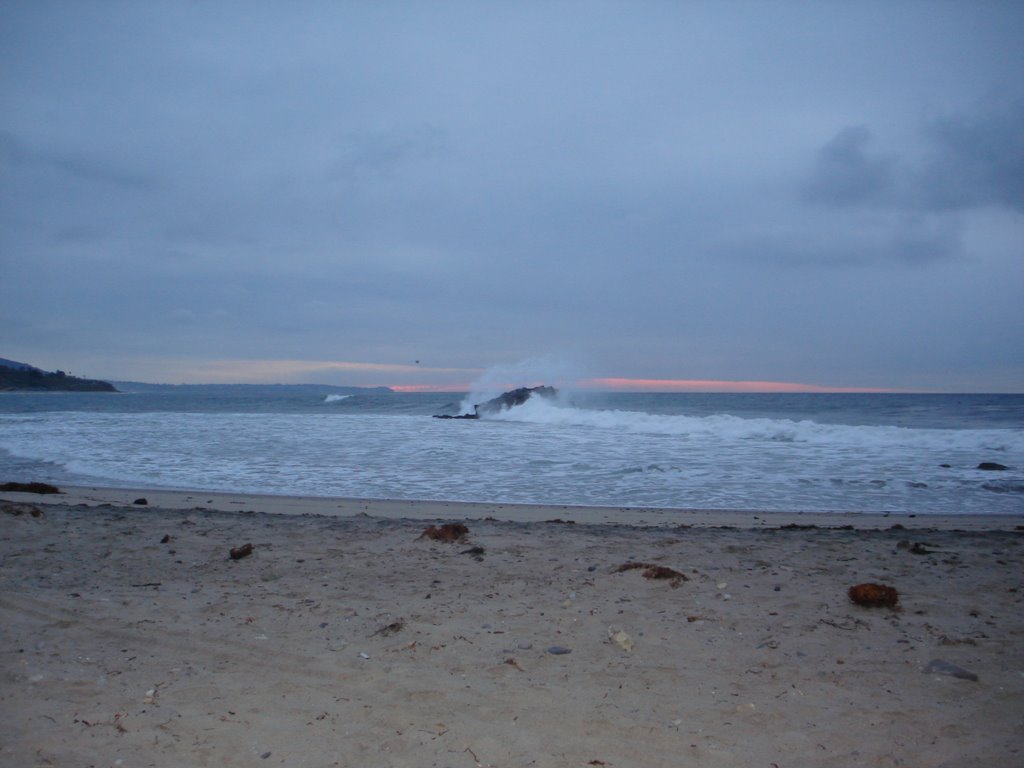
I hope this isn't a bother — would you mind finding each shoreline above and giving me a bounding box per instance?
[5,483,1022,530]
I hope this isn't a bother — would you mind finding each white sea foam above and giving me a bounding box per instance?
[323,394,350,403]
[486,396,1024,454]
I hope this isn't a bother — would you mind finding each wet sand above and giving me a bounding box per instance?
[2,487,1022,767]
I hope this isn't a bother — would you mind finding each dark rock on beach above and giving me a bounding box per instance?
[0,482,62,494]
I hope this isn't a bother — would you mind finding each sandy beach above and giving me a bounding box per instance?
[2,487,1023,767]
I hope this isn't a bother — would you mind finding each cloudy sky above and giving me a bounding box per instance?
[2,1,1022,391]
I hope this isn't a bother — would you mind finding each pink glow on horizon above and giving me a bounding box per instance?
[390,383,473,393]
[581,377,895,393]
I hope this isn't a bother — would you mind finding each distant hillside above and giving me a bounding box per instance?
[0,359,117,392]
[0,357,38,371]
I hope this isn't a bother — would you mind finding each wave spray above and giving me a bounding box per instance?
[459,356,583,414]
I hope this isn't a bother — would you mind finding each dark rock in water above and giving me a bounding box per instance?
[434,385,557,420]
[476,385,557,415]
[924,658,978,681]
[133,497,148,505]
[977,462,1009,471]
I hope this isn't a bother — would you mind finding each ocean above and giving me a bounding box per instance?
[1,388,1022,516]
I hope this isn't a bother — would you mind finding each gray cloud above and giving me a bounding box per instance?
[917,100,1024,212]
[790,99,1024,273]
[0,130,155,190]
[801,126,894,207]
[802,100,1024,216]
[327,125,449,183]
[720,214,961,269]
[2,2,1022,390]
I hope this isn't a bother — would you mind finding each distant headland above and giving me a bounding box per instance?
[0,358,118,392]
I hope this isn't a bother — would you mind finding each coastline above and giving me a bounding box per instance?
[2,489,1023,766]
[13,483,1024,531]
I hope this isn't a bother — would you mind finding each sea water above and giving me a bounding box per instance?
[0,388,1021,516]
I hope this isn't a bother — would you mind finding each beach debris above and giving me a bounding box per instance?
[372,619,405,637]
[613,561,688,586]
[977,462,1008,471]
[895,540,937,554]
[608,626,634,652]
[546,646,572,655]
[76,712,128,733]
[160,534,173,544]
[2,502,44,518]
[133,497,148,505]
[461,545,486,561]
[924,658,979,681]
[848,582,899,608]
[938,635,978,647]
[820,616,869,631]
[418,522,469,542]
[0,481,61,494]
[229,543,254,560]
[504,657,524,671]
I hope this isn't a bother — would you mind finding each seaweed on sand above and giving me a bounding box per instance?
[848,582,899,608]
[613,562,688,585]
[418,523,469,542]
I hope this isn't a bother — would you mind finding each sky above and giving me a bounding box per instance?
[1,1,1022,392]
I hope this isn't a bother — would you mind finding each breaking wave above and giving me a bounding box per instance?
[485,396,1024,454]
